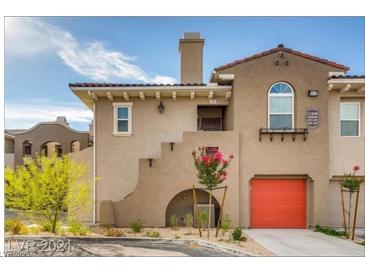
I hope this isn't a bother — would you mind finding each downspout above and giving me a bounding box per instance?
[93,99,97,224]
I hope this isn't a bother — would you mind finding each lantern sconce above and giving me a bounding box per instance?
[158,101,165,113]
[308,90,319,97]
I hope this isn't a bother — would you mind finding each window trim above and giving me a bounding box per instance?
[113,102,133,136]
[339,102,360,137]
[268,82,295,130]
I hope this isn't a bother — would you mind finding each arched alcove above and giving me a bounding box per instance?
[165,189,220,227]
[40,141,63,157]
[71,140,81,153]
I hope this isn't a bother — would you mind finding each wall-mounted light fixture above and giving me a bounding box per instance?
[308,90,319,97]
[158,101,165,113]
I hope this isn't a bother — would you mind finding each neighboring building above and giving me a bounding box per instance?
[5,132,15,169]
[69,32,365,228]
[5,116,92,167]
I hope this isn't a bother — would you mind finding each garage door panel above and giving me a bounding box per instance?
[251,179,306,228]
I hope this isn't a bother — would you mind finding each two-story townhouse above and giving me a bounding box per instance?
[69,32,365,229]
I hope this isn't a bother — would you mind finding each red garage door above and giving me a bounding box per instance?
[250,179,306,228]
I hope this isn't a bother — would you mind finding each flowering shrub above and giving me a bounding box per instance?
[341,165,362,192]
[192,147,233,190]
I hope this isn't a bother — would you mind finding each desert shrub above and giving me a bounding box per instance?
[231,228,246,241]
[5,219,16,232]
[68,222,89,236]
[6,219,28,235]
[174,234,181,239]
[198,210,208,228]
[28,224,40,234]
[221,214,232,236]
[170,215,179,230]
[41,220,62,233]
[185,213,193,228]
[314,224,345,237]
[145,231,161,238]
[104,228,125,237]
[129,219,144,233]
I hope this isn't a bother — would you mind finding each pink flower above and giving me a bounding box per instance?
[214,152,223,161]
[353,165,360,171]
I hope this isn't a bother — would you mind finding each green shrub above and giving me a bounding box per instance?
[68,222,89,236]
[170,215,179,230]
[185,213,193,227]
[314,224,346,237]
[5,219,16,232]
[104,228,125,237]
[198,210,208,228]
[174,234,181,239]
[6,219,28,235]
[29,224,40,234]
[41,220,62,233]
[129,219,144,233]
[231,228,246,241]
[221,214,232,236]
[145,231,161,238]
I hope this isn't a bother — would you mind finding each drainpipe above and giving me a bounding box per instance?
[93,100,96,224]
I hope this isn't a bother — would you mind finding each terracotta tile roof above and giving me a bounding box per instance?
[69,83,212,88]
[214,44,349,71]
[330,75,365,79]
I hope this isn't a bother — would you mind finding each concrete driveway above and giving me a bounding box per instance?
[245,229,365,256]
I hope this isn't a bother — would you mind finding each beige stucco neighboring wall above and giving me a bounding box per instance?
[5,137,15,153]
[5,153,15,169]
[112,131,239,227]
[13,123,90,166]
[69,146,94,223]
[94,97,230,222]
[216,52,345,227]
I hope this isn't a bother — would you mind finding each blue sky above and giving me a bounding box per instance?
[5,16,365,130]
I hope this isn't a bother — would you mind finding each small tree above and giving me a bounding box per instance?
[192,147,233,238]
[5,152,91,233]
[340,165,363,239]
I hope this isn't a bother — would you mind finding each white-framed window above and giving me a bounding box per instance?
[340,102,360,137]
[268,82,294,129]
[113,102,133,136]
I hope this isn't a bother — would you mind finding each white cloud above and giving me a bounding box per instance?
[5,100,93,130]
[5,17,177,84]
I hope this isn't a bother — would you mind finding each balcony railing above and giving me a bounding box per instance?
[259,128,309,142]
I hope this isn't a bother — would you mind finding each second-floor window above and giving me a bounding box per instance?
[340,102,360,137]
[113,102,133,136]
[268,82,294,129]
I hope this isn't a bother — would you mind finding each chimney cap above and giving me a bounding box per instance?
[56,116,68,126]
[183,32,201,39]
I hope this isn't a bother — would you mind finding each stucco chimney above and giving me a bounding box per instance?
[56,116,68,126]
[179,32,204,84]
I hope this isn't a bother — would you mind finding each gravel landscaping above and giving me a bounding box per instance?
[4,227,273,256]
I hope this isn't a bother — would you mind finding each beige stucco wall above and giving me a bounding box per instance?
[112,131,239,227]
[13,123,90,166]
[216,52,345,227]
[329,93,364,175]
[94,97,230,223]
[328,179,365,228]
[328,92,364,228]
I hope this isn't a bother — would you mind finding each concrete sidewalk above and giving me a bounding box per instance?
[245,229,365,256]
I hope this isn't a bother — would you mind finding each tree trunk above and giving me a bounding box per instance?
[207,190,212,239]
[52,212,58,233]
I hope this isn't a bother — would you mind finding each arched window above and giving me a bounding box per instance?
[23,141,32,157]
[268,82,294,129]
